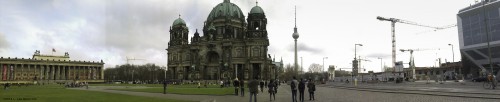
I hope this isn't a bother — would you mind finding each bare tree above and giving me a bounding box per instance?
[309,63,322,73]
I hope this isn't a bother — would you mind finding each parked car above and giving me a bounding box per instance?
[472,77,487,82]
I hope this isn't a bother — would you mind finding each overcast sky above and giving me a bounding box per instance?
[0,0,478,72]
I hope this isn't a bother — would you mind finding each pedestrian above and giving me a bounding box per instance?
[268,79,276,101]
[264,80,268,88]
[274,79,279,93]
[291,76,298,102]
[259,80,265,93]
[198,81,201,88]
[240,80,245,96]
[3,83,8,90]
[220,80,224,88]
[234,78,240,96]
[249,77,259,102]
[298,78,305,102]
[307,79,316,100]
[488,73,496,89]
[163,81,167,94]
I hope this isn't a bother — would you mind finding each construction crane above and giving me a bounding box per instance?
[399,48,440,80]
[415,24,457,35]
[376,16,452,73]
[126,56,145,64]
[125,56,145,82]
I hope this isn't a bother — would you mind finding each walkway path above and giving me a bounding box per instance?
[70,85,296,102]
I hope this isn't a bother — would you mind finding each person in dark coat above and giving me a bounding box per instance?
[291,76,298,102]
[163,81,167,94]
[249,77,260,102]
[233,78,240,96]
[298,78,306,102]
[307,79,316,100]
[240,80,245,96]
[268,79,276,101]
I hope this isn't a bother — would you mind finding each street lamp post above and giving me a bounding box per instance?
[323,57,328,73]
[164,67,167,81]
[354,44,363,86]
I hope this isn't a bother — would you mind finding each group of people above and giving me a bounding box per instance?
[231,76,315,102]
[247,77,280,102]
[290,76,316,102]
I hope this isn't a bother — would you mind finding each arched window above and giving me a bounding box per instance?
[253,22,259,30]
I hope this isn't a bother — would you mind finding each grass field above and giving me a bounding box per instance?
[0,84,193,102]
[112,87,235,95]
[92,83,229,88]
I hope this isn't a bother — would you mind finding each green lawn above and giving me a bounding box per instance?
[0,84,193,102]
[113,87,235,95]
[92,83,228,88]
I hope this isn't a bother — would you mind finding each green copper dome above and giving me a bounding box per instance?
[250,6,264,14]
[206,0,245,22]
[172,18,186,26]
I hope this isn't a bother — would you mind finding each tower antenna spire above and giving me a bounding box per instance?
[294,6,297,28]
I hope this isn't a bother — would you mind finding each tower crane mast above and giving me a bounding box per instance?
[377,16,453,73]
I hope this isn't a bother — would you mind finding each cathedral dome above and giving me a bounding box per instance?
[250,6,264,14]
[206,0,245,23]
[172,17,186,26]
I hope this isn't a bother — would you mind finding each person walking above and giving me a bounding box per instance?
[234,78,240,96]
[220,80,224,88]
[163,81,167,94]
[307,79,316,100]
[259,80,265,93]
[240,80,245,96]
[268,79,276,101]
[249,77,259,102]
[488,73,496,89]
[291,76,298,102]
[298,78,306,102]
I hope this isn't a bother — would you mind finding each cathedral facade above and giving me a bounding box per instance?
[166,0,278,81]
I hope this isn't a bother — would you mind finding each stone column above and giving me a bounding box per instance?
[63,66,67,80]
[12,64,16,80]
[100,67,104,80]
[68,66,71,80]
[87,66,91,80]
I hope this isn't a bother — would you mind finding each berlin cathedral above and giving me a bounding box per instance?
[166,0,281,81]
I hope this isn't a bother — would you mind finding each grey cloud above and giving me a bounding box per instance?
[288,43,323,54]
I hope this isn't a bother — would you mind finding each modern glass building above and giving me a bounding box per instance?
[457,0,500,78]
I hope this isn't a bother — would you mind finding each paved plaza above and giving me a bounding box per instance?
[71,82,500,102]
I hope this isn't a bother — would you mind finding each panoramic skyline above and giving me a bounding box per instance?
[0,0,476,72]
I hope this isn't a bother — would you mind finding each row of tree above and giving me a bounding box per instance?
[104,64,166,83]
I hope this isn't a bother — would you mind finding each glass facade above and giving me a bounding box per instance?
[459,7,500,46]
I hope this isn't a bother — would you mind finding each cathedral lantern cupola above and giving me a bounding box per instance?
[247,1,267,38]
[169,15,189,46]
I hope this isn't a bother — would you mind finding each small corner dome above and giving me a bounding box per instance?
[250,6,264,14]
[172,18,186,26]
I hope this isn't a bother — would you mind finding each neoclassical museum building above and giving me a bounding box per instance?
[0,50,104,84]
[167,0,281,81]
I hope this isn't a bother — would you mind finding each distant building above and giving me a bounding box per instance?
[328,65,335,81]
[166,0,276,80]
[457,0,500,78]
[0,50,104,83]
[403,62,462,80]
